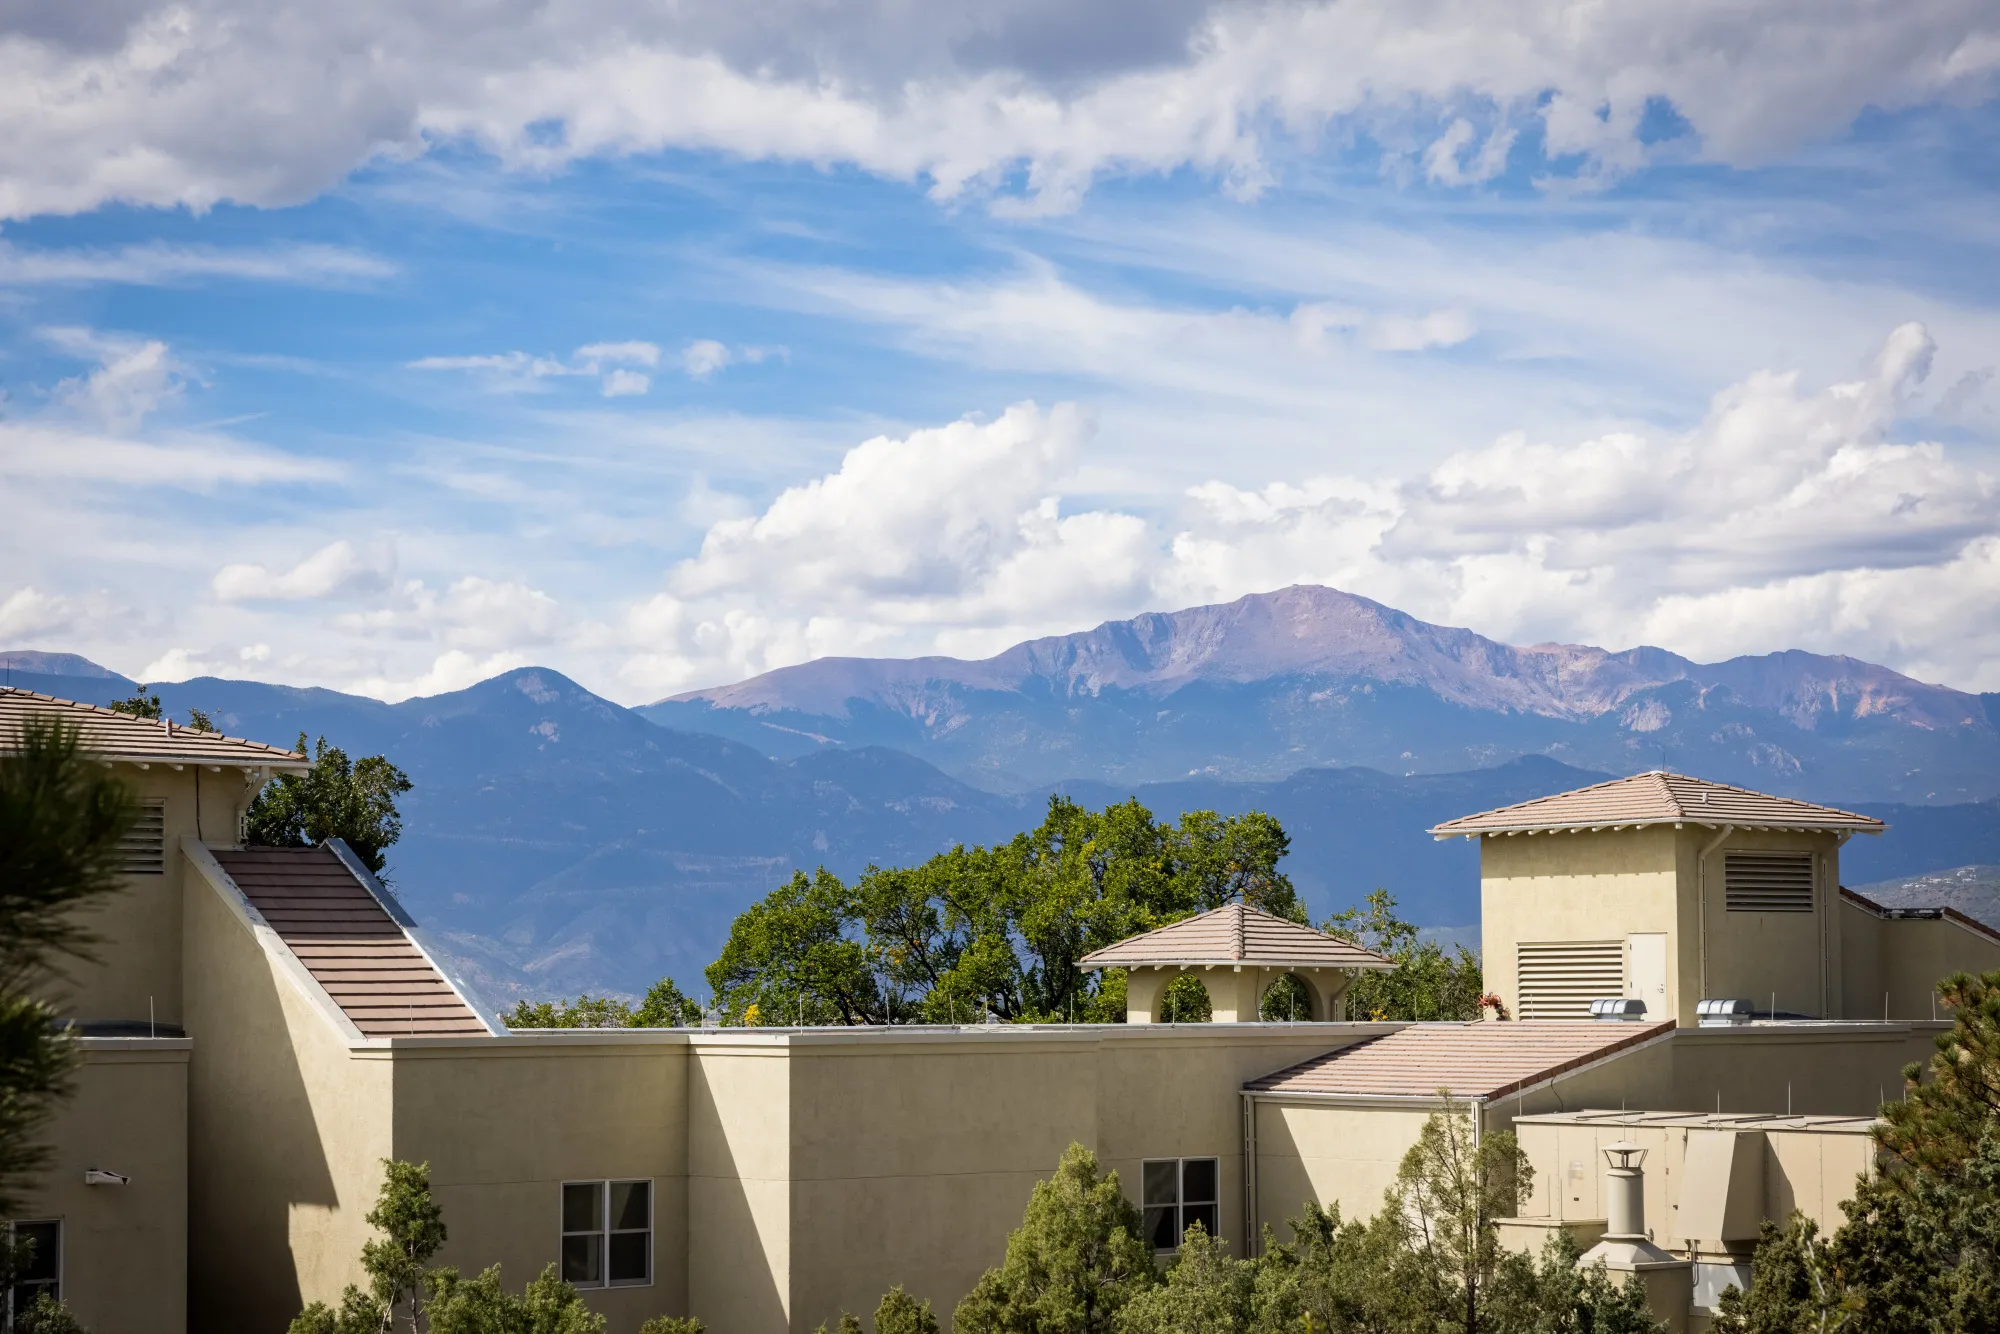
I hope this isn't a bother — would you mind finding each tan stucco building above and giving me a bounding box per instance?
[7,690,1998,1334]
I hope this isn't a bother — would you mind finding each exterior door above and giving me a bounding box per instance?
[1627,933,1668,1020]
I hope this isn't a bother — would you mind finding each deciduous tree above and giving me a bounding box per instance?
[246,733,412,876]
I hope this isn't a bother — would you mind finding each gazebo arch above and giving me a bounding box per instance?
[1078,903,1394,1023]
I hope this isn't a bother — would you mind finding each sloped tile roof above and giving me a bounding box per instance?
[1078,903,1394,971]
[0,688,310,771]
[1246,1020,1675,1100]
[1429,771,1884,837]
[212,845,490,1038]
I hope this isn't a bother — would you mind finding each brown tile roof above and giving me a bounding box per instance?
[1429,771,1885,838]
[1245,1020,1675,1100]
[1078,903,1394,971]
[212,845,490,1038]
[0,688,310,771]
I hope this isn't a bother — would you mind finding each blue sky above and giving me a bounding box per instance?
[2,1,1998,701]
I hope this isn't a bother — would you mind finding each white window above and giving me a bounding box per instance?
[1142,1158,1218,1252]
[1724,852,1815,913]
[560,1180,651,1288]
[119,802,166,876]
[1517,940,1624,1019]
[9,1219,61,1321]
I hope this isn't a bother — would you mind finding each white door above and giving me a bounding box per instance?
[1627,933,1668,1020]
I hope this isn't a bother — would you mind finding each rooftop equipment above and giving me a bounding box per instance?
[1696,998,1754,1027]
[1589,997,1649,1022]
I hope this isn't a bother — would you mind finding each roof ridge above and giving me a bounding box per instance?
[0,686,308,761]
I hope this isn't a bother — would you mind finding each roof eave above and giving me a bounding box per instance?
[1079,957,1396,972]
[92,750,311,774]
[1431,819,1883,838]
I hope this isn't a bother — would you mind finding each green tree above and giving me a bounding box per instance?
[245,733,413,876]
[953,1143,1158,1334]
[0,719,134,1218]
[1390,1096,1531,1334]
[1485,1232,1666,1334]
[422,1262,607,1334]
[15,1291,89,1334]
[638,1319,706,1334]
[106,690,161,719]
[1115,1224,1255,1334]
[875,1285,942,1334]
[813,1315,864,1334]
[502,995,636,1029]
[708,797,1302,1027]
[184,706,216,732]
[633,977,705,1027]
[289,1159,444,1334]
[708,868,887,1025]
[1327,891,1483,1021]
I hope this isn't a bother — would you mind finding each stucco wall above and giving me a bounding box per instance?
[63,766,255,1026]
[1667,1023,1942,1116]
[16,1039,190,1334]
[1480,829,1681,1021]
[389,1036,692,1334]
[1842,903,2000,1021]
[689,1038,793,1334]
[182,846,393,1334]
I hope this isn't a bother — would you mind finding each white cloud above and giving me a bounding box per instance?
[46,330,186,431]
[600,369,651,397]
[410,340,666,396]
[139,646,219,682]
[347,649,534,703]
[0,240,394,286]
[680,340,732,380]
[612,323,2000,696]
[0,587,76,641]
[212,540,394,602]
[0,1,1993,220]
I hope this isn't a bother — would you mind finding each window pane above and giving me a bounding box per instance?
[1143,1160,1180,1207]
[608,1229,651,1284]
[1144,1205,1179,1251]
[1182,1159,1218,1204]
[1183,1203,1218,1240]
[561,1233,603,1286]
[15,1222,59,1282]
[611,1180,651,1231]
[562,1182,603,1234]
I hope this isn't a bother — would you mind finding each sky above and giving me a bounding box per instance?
[1,0,1998,703]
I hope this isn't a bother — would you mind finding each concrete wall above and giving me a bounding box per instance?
[391,1035,692,1334]
[15,1039,190,1334]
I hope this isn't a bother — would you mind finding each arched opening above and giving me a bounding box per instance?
[1259,972,1317,1021]
[1161,973,1214,1023]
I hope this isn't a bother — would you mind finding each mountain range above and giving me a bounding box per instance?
[8,584,1999,1001]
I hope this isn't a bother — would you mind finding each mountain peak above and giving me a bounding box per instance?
[0,650,127,681]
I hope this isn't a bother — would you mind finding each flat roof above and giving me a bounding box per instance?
[1511,1108,1879,1133]
[0,687,310,772]
[1246,1020,1675,1100]
[1430,770,1884,838]
[1079,903,1393,971]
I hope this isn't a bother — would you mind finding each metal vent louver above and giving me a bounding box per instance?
[1724,851,1814,913]
[1517,940,1624,1019]
[119,801,166,876]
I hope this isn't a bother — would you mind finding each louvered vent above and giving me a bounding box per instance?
[1724,852,1815,912]
[1517,940,1624,1019]
[120,801,166,876]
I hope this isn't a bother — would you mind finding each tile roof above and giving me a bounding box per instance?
[211,845,490,1038]
[0,688,310,771]
[1429,771,1884,838]
[1078,903,1394,971]
[1245,1020,1675,1100]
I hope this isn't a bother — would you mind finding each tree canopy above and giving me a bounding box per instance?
[706,796,1301,1026]
[245,732,413,876]
[1326,890,1484,1022]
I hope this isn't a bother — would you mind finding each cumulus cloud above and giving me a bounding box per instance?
[0,1,1993,220]
[212,539,395,602]
[613,323,2000,696]
[0,587,76,641]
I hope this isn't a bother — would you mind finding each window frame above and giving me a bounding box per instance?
[558,1178,653,1290]
[8,1218,62,1323]
[1140,1157,1220,1254]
